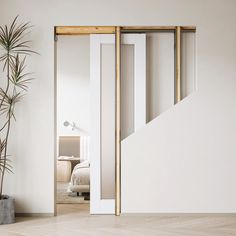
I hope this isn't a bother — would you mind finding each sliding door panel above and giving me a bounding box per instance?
[90,35,115,214]
[90,34,146,214]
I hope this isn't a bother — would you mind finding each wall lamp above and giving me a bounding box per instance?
[63,120,78,131]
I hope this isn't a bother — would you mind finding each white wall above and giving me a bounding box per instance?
[0,0,236,214]
[181,32,196,99]
[57,36,90,137]
[146,33,175,121]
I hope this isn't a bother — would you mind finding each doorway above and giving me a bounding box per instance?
[55,32,147,215]
[56,35,91,214]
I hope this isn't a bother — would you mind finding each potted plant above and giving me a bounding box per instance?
[0,16,37,224]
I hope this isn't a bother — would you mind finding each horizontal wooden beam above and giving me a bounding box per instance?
[121,26,196,33]
[55,26,196,35]
[122,26,195,30]
[55,26,116,35]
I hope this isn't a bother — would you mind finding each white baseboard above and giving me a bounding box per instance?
[121,213,236,216]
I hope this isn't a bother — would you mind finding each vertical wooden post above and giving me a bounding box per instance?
[115,26,121,216]
[175,26,181,103]
[54,27,58,216]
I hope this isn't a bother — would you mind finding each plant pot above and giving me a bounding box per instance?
[0,196,15,225]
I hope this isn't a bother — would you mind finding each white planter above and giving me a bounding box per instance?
[0,196,15,225]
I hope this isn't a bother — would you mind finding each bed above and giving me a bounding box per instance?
[57,135,90,195]
[69,160,90,194]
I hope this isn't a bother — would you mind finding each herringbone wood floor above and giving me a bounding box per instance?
[0,204,236,235]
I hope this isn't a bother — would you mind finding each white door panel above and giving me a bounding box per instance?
[90,34,146,214]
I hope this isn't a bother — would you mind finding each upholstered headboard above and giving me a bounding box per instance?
[58,136,80,157]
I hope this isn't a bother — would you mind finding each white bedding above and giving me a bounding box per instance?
[70,161,90,187]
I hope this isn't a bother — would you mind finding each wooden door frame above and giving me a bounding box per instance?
[54,25,196,216]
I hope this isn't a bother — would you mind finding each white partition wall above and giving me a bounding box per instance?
[121,33,202,214]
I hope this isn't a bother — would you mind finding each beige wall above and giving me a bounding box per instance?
[0,0,236,214]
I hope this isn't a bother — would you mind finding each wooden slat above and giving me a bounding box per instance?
[56,26,116,35]
[122,26,196,32]
[175,26,182,103]
[115,26,121,216]
[55,26,196,35]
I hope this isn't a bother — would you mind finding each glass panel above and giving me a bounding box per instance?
[101,44,115,199]
[121,44,134,140]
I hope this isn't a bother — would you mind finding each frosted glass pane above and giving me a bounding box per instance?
[121,45,134,140]
[101,44,115,199]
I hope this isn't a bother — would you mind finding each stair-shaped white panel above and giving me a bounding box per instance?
[121,90,236,213]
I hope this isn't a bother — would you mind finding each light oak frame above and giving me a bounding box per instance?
[54,25,196,216]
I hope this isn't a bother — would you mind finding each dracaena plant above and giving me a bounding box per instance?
[0,16,37,199]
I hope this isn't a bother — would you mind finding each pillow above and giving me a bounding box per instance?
[73,160,90,170]
[57,156,71,160]
[78,160,90,168]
